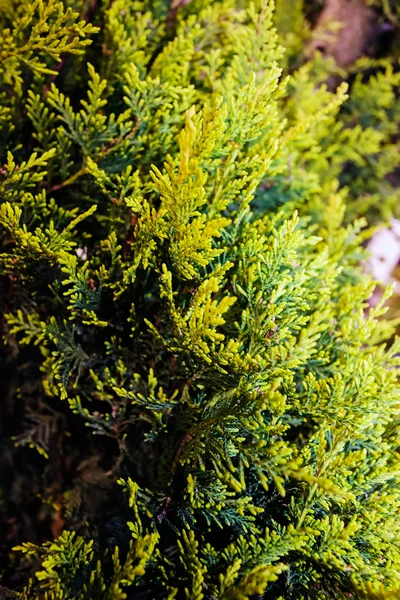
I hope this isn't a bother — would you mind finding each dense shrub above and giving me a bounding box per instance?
[1,1,400,598]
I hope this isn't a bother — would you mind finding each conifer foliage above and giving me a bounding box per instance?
[1,1,400,598]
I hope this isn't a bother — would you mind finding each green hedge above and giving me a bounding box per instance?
[1,1,400,598]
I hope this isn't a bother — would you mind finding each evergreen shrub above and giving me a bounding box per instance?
[1,1,400,598]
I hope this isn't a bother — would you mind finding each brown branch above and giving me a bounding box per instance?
[306,0,376,68]
[156,430,194,523]
[166,0,191,29]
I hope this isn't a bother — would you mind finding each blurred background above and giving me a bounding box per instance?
[274,0,400,318]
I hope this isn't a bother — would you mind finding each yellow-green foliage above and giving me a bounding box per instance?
[271,0,400,223]
[1,1,400,599]
[367,0,400,25]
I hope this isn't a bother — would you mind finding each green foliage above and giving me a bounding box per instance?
[367,0,400,26]
[14,485,160,600]
[271,0,400,223]
[0,0,98,90]
[1,1,400,599]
